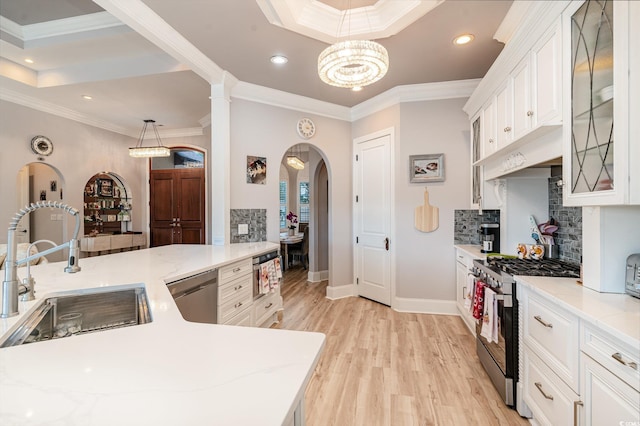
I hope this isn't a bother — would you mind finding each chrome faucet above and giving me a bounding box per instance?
[1,201,82,318]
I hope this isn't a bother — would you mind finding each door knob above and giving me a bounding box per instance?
[384,238,389,251]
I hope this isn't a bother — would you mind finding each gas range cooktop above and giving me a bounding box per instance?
[484,257,581,278]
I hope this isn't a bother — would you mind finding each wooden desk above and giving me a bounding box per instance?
[280,233,303,270]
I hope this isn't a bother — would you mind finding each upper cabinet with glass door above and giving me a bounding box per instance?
[562,0,639,205]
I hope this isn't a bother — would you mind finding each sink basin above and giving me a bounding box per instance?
[0,285,152,348]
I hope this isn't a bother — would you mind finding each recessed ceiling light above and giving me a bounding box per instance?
[82,95,93,100]
[24,58,34,64]
[270,55,288,65]
[453,34,475,45]
[351,86,363,92]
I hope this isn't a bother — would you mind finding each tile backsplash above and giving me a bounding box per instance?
[454,209,500,245]
[230,209,267,243]
[548,173,582,264]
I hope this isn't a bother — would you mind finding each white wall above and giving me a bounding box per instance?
[29,163,64,261]
[230,98,353,287]
[353,98,471,301]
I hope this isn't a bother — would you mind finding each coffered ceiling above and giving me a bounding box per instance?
[0,0,514,136]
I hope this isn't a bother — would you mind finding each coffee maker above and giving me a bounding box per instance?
[480,223,500,253]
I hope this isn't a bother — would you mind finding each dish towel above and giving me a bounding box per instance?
[464,273,476,310]
[260,263,270,294]
[472,281,486,320]
[480,287,496,342]
[267,259,279,291]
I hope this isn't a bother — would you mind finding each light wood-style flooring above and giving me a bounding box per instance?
[272,265,529,426]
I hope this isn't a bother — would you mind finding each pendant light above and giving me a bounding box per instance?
[287,145,305,170]
[129,119,170,158]
[317,1,389,89]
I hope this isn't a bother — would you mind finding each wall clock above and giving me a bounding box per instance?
[296,118,315,139]
[30,135,54,156]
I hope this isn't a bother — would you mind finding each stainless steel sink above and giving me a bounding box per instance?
[0,285,152,348]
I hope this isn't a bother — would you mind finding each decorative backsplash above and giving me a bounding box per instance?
[454,209,500,245]
[548,173,582,264]
[230,209,267,243]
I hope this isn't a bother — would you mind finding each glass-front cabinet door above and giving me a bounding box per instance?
[563,0,638,205]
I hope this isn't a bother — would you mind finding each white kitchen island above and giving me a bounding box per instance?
[0,243,325,425]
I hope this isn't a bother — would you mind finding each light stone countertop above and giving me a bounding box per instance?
[454,244,488,260]
[0,243,325,425]
[516,275,640,350]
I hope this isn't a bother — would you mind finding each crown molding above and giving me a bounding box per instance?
[464,0,569,117]
[94,0,224,85]
[493,1,532,45]
[351,79,480,121]
[0,87,129,136]
[256,0,443,44]
[231,81,352,121]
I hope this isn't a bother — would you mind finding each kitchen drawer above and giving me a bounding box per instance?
[455,248,474,268]
[253,291,281,327]
[523,291,580,392]
[218,258,252,284]
[524,348,581,426]
[218,285,252,324]
[218,274,252,306]
[224,305,252,327]
[581,323,640,392]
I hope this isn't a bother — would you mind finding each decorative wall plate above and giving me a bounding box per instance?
[296,118,315,139]
[30,135,53,156]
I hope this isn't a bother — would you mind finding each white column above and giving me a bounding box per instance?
[211,75,233,245]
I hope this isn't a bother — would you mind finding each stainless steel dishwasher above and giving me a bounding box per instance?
[167,269,218,324]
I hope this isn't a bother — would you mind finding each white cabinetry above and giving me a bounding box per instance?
[495,81,513,149]
[482,98,498,157]
[563,0,640,206]
[532,21,563,127]
[511,56,531,142]
[217,258,253,325]
[455,248,477,334]
[519,284,640,425]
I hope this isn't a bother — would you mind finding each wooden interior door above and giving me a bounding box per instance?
[150,168,205,247]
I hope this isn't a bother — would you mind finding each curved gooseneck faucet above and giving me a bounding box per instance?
[1,201,82,318]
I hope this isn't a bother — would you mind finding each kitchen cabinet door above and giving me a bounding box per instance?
[482,97,498,157]
[563,0,639,205]
[581,353,640,426]
[532,21,562,127]
[512,55,532,141]
[495,81,513,148]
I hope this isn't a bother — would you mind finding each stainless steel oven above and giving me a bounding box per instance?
[471,260,518,407]
[252,250,280,300]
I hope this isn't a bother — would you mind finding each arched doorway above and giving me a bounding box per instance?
[280,144,330,282]
[15,163,66,262]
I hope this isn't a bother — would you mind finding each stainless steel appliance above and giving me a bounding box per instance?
[626,253,640,298]
[167,269,218,324]
[471,257,580,411]
[480,223,500,253]
[252,250,280,300]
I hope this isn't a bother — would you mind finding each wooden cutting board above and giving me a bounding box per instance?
[415,188,439,232]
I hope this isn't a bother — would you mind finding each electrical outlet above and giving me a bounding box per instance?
[238,224,249,235]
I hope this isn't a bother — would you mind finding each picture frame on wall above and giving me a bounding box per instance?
[246,156,267,185]
[409,153,445,183]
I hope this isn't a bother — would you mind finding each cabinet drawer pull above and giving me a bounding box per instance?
[234,285,243,290]
[234,302,243,308]
[527,110,534,117]
[573,400,583,426]
[233,267,241,273]
[534,315,553,328]
[612,352,638,370]
[504,126,512,132]
[489,138,494,144]
[534,382,554,400]
[265,302,273,309]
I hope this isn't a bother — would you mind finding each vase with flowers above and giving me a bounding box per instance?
[286,211,298,236]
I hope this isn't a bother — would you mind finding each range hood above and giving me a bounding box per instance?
[476,125,563,181]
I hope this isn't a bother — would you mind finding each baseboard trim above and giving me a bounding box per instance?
[325,283,356,300]
[393,297,458,315]
[308,270,329,282]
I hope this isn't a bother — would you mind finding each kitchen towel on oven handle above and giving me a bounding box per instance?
[480,287,499,343]
[472,281,486,320]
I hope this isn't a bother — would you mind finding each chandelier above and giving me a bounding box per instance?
[317,1,389,89]
[129,119,170,158]
[287,145,305,170]
[318,40,389,89]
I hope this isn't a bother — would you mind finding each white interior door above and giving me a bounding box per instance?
[354,133,392,306]
[15,165,30,244]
